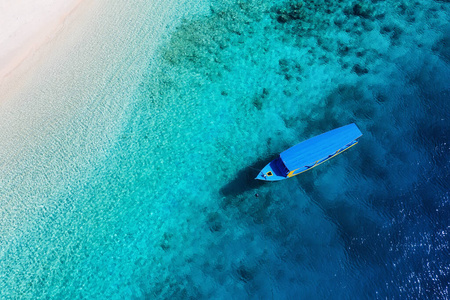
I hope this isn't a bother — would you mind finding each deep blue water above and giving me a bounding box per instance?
[1,0,449,299]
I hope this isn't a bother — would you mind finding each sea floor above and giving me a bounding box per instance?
[0,0,449,299]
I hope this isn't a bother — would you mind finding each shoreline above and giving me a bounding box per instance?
[0,0,84,97]
[0,0,207,255]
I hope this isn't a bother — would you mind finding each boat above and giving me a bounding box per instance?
[255,123,362,181]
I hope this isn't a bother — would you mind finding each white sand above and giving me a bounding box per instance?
[0,0,83,85]
[0,0,208,168]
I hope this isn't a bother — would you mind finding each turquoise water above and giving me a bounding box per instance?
[1,0,449,298]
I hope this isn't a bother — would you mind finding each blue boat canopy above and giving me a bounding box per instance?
[280,123,362,171]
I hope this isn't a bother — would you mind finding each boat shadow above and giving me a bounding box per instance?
[219,155,275,197]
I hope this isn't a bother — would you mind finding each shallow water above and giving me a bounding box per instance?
[1,0,449,299]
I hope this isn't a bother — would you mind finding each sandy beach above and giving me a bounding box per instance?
[0,0,203,177]
[0,0,84,91]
